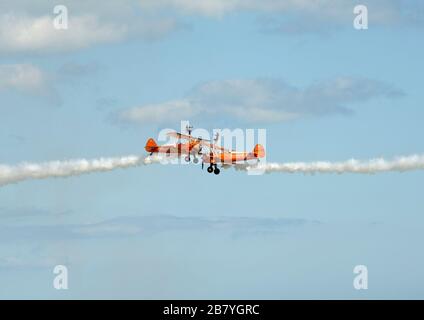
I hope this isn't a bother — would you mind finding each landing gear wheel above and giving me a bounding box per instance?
[185,156,190,162]
[193,157,199,164]
[214,168,220,175]
[207,166,213,173]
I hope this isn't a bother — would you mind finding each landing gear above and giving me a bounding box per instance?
[193,157,199,164]
[185,155,190,162]
[207,164,220,175]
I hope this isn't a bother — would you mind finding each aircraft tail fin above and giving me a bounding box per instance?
[253,144,265,158]
[145,138,158,152]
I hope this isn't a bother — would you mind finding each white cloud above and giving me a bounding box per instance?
[119,77,403,124]
[0,63,90,103]
[0,0,179,54]
[120,100,199,124]
[0,255,56,269]
[0,64,49,95]
[140,0,423,28]
[0,1,421,53]
[0,214,314,242]
[140,0,314,16]
[0,14,128,53]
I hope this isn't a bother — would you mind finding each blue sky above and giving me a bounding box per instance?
[0,0,424,299]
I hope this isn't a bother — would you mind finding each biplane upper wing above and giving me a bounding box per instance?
[166,131,227,151]
[167,131,215,142]
[166,131,195,140]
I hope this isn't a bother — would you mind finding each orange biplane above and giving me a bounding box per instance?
[201,144,265,175]
[145,125,265,175]
[144,125,217,164]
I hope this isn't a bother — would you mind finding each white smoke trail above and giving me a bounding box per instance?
[0,155,163,187]
[2,153,424,186]
[246,154,424,175]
